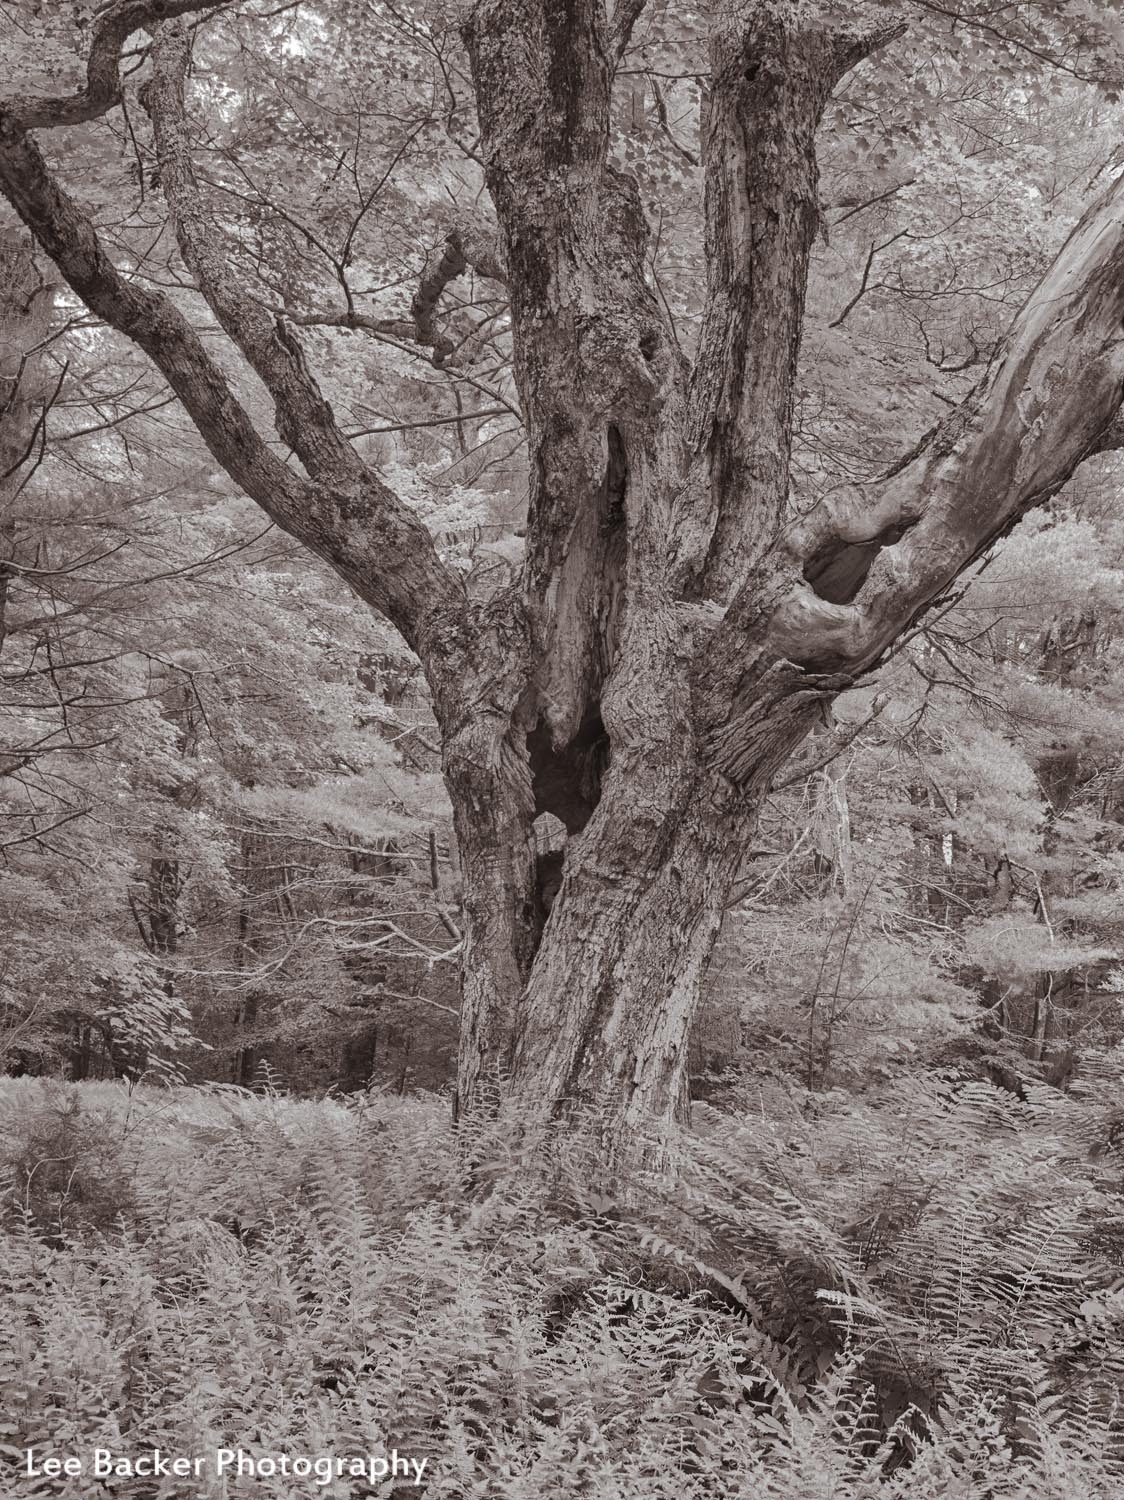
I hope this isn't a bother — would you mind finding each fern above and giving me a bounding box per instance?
[2,1073,1123,1498]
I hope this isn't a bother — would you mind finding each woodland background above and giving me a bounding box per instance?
[3,2,1124,1496]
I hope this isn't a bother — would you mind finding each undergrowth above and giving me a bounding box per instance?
[0,1064,1122,1498]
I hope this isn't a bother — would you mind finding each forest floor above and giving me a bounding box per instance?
[1,1073,1122,1498]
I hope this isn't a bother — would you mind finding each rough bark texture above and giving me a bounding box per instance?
[0,232,53,660]
[678,9,896,599]
[5,1,1124,1154]
[451,1,913,1149]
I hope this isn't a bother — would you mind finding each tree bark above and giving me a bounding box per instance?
[457,2,893,1144]
[0,231,52,661]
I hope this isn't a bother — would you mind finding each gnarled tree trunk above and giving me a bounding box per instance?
[445,2,881,1146]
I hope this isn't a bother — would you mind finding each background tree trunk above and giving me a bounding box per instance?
[0,232,52,663]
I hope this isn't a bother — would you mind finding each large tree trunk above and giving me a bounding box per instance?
[510,776,752,1138]
[450,3,880,1141]
[451,0,1124,1144]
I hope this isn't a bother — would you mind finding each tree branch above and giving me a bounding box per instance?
[829,229,908,328]
[410,233,470,366]
[679,7,904,600]
[0,118,459,655]
[700,168,1124,787]
[142,25,372,484]
[609,0,649,65]
[158,32,502,382]
[2,0,232,131]
[772,693,888,790]
[0,8,464,655]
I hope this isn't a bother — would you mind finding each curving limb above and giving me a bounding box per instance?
[0,9,462,660]
[3,0,233,131]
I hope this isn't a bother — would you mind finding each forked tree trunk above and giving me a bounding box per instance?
[446,647,825,1149]
[448,4,889,1144]
[447,2,1124,1149]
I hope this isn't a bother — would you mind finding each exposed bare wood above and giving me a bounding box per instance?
[776,168,1124,677]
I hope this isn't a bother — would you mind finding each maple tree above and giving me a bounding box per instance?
[4,0,1124,1156]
